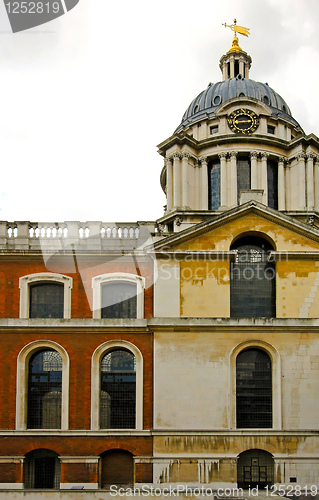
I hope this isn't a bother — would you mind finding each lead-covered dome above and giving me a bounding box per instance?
[175,75,301,133]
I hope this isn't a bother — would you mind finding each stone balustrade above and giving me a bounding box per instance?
[0,221,157,251]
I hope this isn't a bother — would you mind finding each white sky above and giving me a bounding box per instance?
[0,0,318,223]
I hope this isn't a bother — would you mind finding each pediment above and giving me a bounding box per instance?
[153,202,319,254]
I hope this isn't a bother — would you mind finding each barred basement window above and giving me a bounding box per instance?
[27,350,62,429]
[237,449,274,488]
[24,449,60,489]
[236,349,272,428]
[100,349,136,429]
[101,282,137,319]
[29,283,64,318]
[230,236,276,318]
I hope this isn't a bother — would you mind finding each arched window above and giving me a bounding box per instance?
[24,449,60,489]
[236,349,272,428]
[100,449,134,488]
[27,350,62,429]
[100,349,136,429]
[92,273,145,319]
[230,236,275,318]
[237,449,274,488]
[19,273,73,319]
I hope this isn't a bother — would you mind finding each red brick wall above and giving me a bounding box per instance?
[0,256,153,318]
[0,331,153,431]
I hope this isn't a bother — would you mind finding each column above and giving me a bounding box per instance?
[315,156,319,211]
[278,157,286,211]
[306,153,315,210]
[239,57,245,77]
[230,151,238,206]
[165,157,173,211]
[261,152,269,205]
[181,152,190,208]
[173,152,181,208]
[250,151,258,189]
[219,152,227,207]
[200,157,208,210]
[297,153,306,210]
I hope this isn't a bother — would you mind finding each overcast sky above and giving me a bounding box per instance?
[0,0,318,223]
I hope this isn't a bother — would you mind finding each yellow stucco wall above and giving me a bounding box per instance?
[172,214,319,318]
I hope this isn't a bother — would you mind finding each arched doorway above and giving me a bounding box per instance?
[237,449,274,488]
[100,449,134,488]
[24,449,60,489]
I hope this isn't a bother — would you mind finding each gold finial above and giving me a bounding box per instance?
[223,18,250,52]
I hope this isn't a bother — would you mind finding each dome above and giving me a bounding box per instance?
[175,75,301,132]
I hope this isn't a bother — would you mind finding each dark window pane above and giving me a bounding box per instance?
[236,349,272,428]
[100,350,136,429]
[209,161,221,210]
[30,283,64,318]
[25,450,60,489]
[101,282,137,318]
[237,157,251,202]
[267,160,278,209]
[230,237,276,318]
[27,350,62,429]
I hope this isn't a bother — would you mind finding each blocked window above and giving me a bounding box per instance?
[27,349,62,429]
[237,157,251,203]
[100,349,136,429]
[24,449,60,489]
[19,273,72,319]
[100,450,134,488]
[236,349,272,428]
[92,273,145,319]
[230,236,276,318]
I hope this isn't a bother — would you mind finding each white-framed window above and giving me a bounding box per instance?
[91,340,143,430]
[16,340,70,431]
[91,273,145,319]
[19,273,73,319]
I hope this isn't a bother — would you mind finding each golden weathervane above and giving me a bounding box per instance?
[223,18,250,52]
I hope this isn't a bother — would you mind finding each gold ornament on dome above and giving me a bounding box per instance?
[223,18,250,52]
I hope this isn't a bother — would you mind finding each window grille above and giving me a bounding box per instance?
[101,282,137,318]
[209,161,221,210]
[24,449,60,489]
[29,283,64,318]
[100,350,136,429]
[230,237,276,318]
[236,349,272,428]
[237,449,274,487]
[27,350,62,429]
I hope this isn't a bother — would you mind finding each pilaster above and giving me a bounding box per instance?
[297,153,306,210]
[219,152,228,207]
[172,153,181,208]
[261,152,269,205]
[306,153,315,210]
[200,157,208,210]
[278,157,286,211]
[230,151,238,206]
